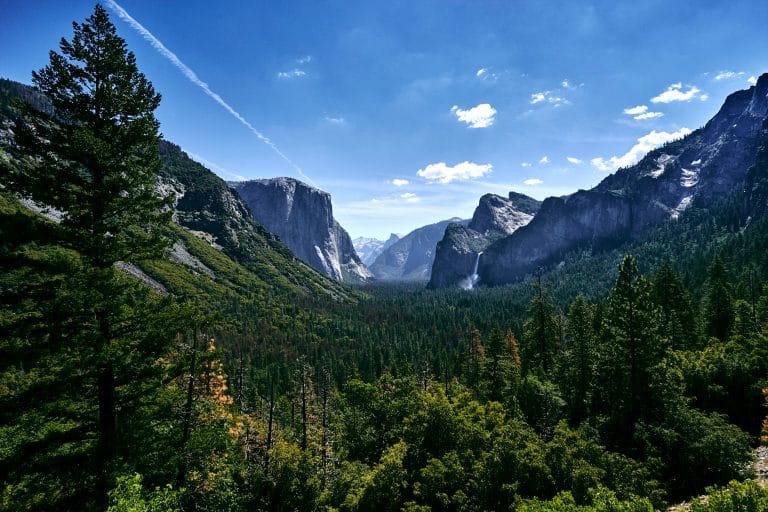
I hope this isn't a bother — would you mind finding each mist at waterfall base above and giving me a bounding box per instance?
[458,252,483,290]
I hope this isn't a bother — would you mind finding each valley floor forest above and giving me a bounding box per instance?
[3,5,768,512]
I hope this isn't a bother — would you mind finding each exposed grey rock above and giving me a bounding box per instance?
[429,192,540,288]
[475,73,768,286]
[115,261,168,295]
[370,218,468,281]
[169,242,215,278]
[470,192,540,236]
[353,233,400,266]
[231,178,372,281]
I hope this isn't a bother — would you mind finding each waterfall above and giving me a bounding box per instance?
[459,251,483,290]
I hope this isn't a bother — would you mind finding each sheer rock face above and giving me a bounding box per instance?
[231,178,372,282]
[468,73,768,287]
[370,218,468,281]
[429,192,541,289]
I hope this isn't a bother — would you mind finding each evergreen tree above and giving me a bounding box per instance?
[561,296,595,424]
[702,256,735,341]
[651,262,698,350]
[1,5,180,508]
[598,256,663,442]
[462,327,485,392]
[522,274,559,375]
[481,327,509,402]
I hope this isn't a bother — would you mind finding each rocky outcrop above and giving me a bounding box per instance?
[473,73,768,287]
[158,141,289,264]
[428,192,540,288]
[470,192,541,236]
[231,178,372,282]
[370,218,468,281]
[353,234,400,266]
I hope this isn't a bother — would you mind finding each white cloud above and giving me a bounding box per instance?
[567,157,582,164]
[623,104,663,120]
[650,83,702,103]
[324,115,346,125]
[297,55,312,65]
[391,178,409,186]
[591,128,692,172]
[417,161,493,184]
[475,67,501,81]
[699,94,709,102]
[523,178,543,186]
[521,162,532,168]
[400,192,420,203]
[451,103,497,128]
[748,76,758,86]
[278,69,306,79]
[539,156,550,164]
[530,91,569,106]
[624,105,648,115]
[634,111,664,120]
[714,70,745,81]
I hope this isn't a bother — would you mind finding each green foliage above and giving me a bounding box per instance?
[107,474,182,512]
[703,257,736,341]
[560,296,597,424]
[596,256,665,445]
[690,480,768,512]
[341,441,407,512]
[522,276,560,374]
[518,488,654,512]
[652,262,699,350]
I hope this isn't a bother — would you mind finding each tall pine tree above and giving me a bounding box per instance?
[597,255,663,445]
[2,5,181,508]
[703,256,735,341]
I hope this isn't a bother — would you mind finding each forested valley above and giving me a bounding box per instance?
[3,5,768,512]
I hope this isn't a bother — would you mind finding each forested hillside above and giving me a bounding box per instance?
[2,5,768,512]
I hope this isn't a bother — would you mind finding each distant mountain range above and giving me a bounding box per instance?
[429,73,768,288]
[368,218,469,281]
[353,234,400,266]
[7,73,768,293]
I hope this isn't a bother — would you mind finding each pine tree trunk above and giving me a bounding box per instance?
[179,329,198,486]
[97,361,116,507]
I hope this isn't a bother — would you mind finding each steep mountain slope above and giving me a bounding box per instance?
[353,233,400,266]
[0,78,354,303]
[231,178,371,282]
[466,73,768,287]
[370,218,468,281]
[429,192,541,288]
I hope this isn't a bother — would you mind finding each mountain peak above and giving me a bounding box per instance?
[232,179,371,281]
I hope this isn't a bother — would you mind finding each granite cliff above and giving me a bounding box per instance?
[231,178,371,282]
[370,218,468,281]
[429,192,540,288]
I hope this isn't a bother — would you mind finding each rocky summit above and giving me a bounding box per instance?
[437,73,768,288]
[231,178,372,282]
[429,192,541,288]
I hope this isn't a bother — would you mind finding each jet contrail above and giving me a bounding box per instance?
[104,0,315,186]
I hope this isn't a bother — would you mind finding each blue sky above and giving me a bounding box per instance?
[3,1,767,239]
